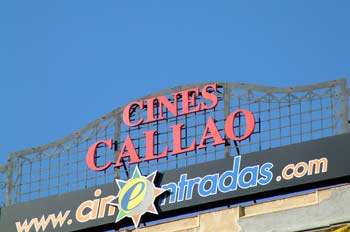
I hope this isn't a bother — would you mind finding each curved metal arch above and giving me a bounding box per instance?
[226,79,345,93]
[8,79,346,158]
[8,83,212,158]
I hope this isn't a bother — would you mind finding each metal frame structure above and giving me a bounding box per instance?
[0,79,349,207]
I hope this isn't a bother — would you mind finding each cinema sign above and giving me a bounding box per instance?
[86,83,255,171]
[2,83,350,232]
[4,133,350,232]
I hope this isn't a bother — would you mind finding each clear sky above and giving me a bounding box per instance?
[0,1,349,166]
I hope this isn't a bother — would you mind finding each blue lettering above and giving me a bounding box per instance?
[186,177,201,200]
[177,174,189,202]
[218,156,240,193]
[258,163,273,185]
[160,182,177,205]
[198,174,219,197]
[238,166,259,189]
[159,156,275,205]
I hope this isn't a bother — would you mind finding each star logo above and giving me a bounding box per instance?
[109,166,165,228]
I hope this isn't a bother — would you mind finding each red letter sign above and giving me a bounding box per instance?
[86,139,113,171]
[123,101,144,127]
[225,109,255,141]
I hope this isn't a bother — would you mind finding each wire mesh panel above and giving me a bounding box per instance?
[226,80,348,156]
[2,79,349,206]
[6,114,118,205]
[0,166,6,207]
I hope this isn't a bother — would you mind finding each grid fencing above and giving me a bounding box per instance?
[0,79,349,206]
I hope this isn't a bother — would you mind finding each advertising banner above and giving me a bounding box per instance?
[1,133,350,232]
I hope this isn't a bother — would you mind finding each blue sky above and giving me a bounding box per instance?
[0,1,349,166]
